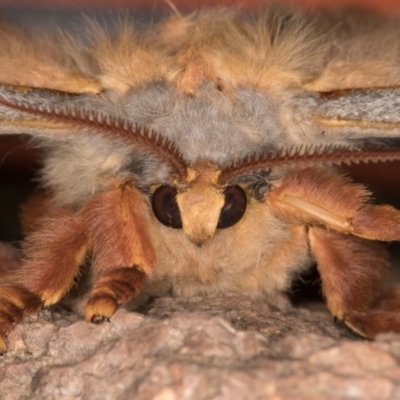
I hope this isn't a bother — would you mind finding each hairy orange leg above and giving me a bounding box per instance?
[0,210,87,352]
[307,227,400,338]
[81,182,155,322]
[267,167,400,241]
[0,285,42,353]
[344,288,400,338]
[266,167,400,337]
[16,210,88,304]
[85,268,146,323]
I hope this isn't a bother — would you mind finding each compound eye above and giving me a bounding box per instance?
[217,185,247,229]
[152,185,182,229]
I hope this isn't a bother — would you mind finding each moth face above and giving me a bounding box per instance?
[151,163,247,245]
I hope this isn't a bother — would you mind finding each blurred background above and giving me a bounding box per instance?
[1,0,400,247]
[1,0,400,13]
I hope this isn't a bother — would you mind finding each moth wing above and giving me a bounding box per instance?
[0,19,101,93]
[0,86,106,139]
[310,87,400,141]
[293,59,400,144]
[0,21,102,139]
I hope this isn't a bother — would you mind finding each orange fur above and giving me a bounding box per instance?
[90,22,167,94]
[267,168,370,229]
[81,182,155,276]
[177,163,224,244]
[345,310,400,338]
[2,8,400,351]
[85,268,145,322]
[352,204,400,241]
[16,210,88,305]
[0,284,42,352]
[0,284,42,313]
[308,227,389,320]
[1,9,400,96]
[345,288,400,338]
[0,21,100,93]
[268,168,400,245]
[0,181,156,339]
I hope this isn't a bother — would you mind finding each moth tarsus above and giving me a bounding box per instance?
[1,6,400,352]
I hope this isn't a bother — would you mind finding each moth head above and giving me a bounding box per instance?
[2,85,400,249]
[152,162,246,246]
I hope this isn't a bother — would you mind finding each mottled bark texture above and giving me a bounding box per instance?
[2,295,400,400]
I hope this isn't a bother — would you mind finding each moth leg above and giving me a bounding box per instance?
[267,167,400,241]
[0,242,40,352]
[0,285,42,353]
[308,227,400,338]
[81,182,155,323]
[0,210,88,352]
[14,210,89,306]
[85,268,146,323]
[345,288,400,338]
[351,205,400,241]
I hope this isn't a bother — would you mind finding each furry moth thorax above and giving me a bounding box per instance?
[2,7,400,352]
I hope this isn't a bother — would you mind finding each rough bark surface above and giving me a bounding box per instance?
[2,295,400,400]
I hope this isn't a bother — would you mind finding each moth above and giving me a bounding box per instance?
[1,6,400,353]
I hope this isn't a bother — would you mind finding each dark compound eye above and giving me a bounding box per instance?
[217,185,247,229]
[152,185,182,229]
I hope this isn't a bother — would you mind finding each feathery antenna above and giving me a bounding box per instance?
[0,90,188,181]
[219,145,400,184]
[3,88,400,186]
